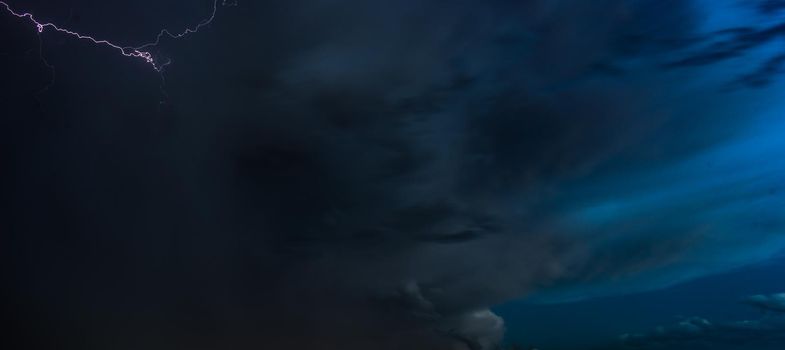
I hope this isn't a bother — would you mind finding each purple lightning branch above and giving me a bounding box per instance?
[0,0,232,72]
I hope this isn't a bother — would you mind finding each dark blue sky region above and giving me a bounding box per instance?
[498,256,785,349]
[1,0,785,349]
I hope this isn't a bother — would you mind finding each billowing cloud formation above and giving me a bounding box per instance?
[3,0,785,349]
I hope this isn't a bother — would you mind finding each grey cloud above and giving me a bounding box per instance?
[743,293,785,313]
[440,309,506,350]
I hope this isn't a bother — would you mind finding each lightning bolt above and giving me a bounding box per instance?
[0,0,232,74]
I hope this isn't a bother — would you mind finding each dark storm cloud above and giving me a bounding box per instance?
[3,0,785,349]
[170,0,784,345]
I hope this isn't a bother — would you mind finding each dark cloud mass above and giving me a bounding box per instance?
[2,0,785,349]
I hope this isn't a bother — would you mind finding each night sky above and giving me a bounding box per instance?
[2,1,785,349]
